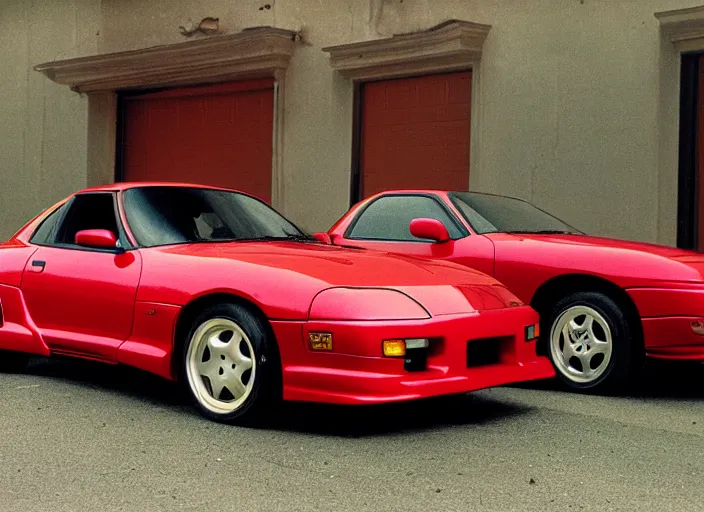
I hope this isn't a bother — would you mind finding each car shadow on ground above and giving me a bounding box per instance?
[19,356,531,437]
[266,393,530,437]
[20,355,701,436]
[22,356,187,406]
[513,359,704,400]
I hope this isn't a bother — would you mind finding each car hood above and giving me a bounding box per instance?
[487,232,704,283]
[149,241,523,314]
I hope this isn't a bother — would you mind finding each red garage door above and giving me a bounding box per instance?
[360,71,472,198]
[120,79,274,203]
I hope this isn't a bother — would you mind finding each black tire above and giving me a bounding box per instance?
[0,350,30,373]
[179,302,280,425]
[540,291,634,394]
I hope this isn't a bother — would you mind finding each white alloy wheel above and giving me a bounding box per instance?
[549,305,613,385]
[186,318,256,414]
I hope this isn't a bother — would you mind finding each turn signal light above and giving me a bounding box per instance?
[382,338,430,357]
[525,323,540,341]
[309,332,333,351]
[383,340,406,357]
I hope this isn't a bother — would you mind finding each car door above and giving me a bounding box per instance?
[21,192,142,362]
[333,193,495,276]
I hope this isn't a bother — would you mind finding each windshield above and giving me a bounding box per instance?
[448,191,582,235]
[123,187,310,247]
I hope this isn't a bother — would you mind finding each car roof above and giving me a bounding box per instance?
[78,182,238,194]
[369,189,449,195]
[367,189,532,203]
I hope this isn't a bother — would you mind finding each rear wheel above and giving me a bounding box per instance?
[0,350,30,373]
[181,302,280,425]
[542,291,634,394]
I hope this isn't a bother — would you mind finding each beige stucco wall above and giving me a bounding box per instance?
[0,0,101,239]
[2,0,703,244]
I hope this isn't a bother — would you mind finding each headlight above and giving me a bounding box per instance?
[308,287,430,321]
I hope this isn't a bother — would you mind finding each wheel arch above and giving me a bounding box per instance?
[530,273,644,357]
[171,292,283,384]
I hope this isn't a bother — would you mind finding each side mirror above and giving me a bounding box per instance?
[312,232,332,244]
[409,218,450,243]
[75,229,119,250]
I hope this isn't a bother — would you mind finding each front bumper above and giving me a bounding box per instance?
[270,305,554,405]
[628,286,704,360]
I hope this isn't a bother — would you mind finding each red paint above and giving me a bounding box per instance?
[409,218,450,242]
[117,302,181,379]
[21,247,142,361]
[130,230,508,322]
[360,72,471,198]
[0,182,553,405]
[75,229,118,249]
[641,316,704,359]
[279,307,552,404]
[311,232,332,244]
[121,80,275,203]
[0,284,49,356]
[0,245,37,286]
[329,189,704,360]
[309,288,430,321]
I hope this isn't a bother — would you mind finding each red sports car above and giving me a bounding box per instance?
[325,189,704,394]
[0,183,552,424]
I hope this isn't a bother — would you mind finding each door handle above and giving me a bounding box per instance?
[28,260,46,273]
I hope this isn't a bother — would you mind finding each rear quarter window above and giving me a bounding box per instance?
[30,203,68,245]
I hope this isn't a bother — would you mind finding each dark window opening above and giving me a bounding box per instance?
[54,194,120,246]
[677,53,701,250]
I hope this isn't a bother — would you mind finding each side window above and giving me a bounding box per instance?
[30,203,69,245]
[347,195,463,241]
[53,193,120,247]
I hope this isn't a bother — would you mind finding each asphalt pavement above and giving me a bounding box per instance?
[0,357,702,512]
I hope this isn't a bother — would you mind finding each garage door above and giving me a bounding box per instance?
[120,79,274,203]
[360,71,471,198]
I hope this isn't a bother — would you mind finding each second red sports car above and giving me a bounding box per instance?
[0,183,552,424]
[325,189,704,394]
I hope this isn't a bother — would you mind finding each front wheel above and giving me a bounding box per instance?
[543,291,634,394]
[181,303,279,425]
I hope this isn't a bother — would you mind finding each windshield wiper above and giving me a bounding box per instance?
[231,234,318,243]
[277,234,318,242]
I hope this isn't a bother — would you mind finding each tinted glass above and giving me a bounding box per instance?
[123,187,307,247]
[449,192,580,235]
[30,203,68,245]
[55,194,120,246]
[348,195,463,241]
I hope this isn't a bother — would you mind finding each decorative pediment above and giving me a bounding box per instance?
[322,19,491,81]
[34,27,297,92]
[655,5,704,52]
